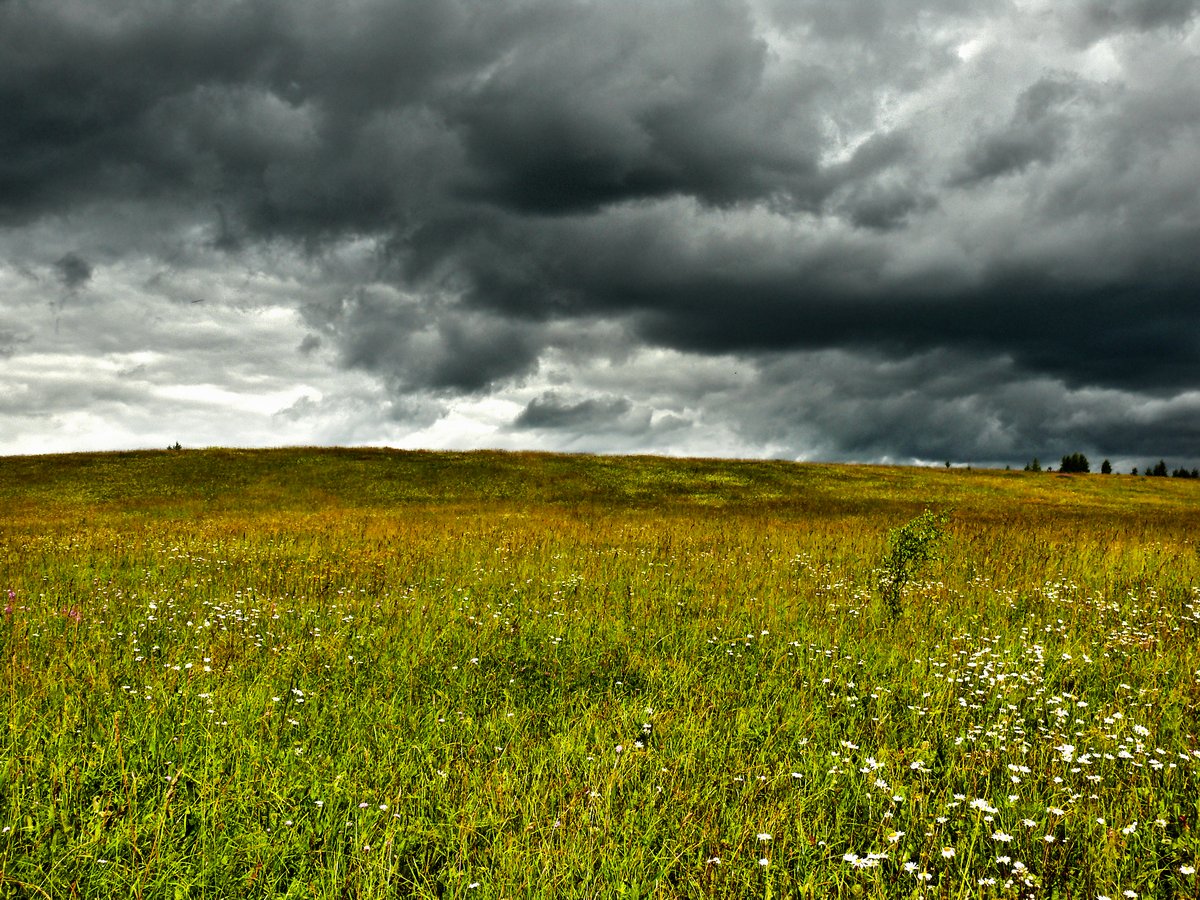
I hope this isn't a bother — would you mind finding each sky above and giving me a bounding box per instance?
[2,0,1199,469]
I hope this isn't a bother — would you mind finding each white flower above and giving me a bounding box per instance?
[757,833,772,842]
[971,798,998,814]
[706,857,721,865]
[1181,865,1196,875]
[941,847,956,859]
[992,832,1013,842]
[759,858,770,867]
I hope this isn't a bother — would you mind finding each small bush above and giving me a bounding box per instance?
[878,509,951,621]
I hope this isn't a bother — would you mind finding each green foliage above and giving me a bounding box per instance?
[878,508,951,621]
[1101,459,1112,474]
[1024,457,1041,472]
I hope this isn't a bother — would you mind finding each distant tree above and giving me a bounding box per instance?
[1131,467,1138,476]
[1150,460,1169,477]
[1100,459,1112,474]
[1172,467,1199,479]
[1024,457,1042,472]
[1060,453,1090,474]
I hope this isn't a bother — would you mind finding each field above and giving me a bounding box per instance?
[2,448,1199,899]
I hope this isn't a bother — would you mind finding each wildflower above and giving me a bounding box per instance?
[992,832,1013,842]
[1181,865,1196,875]
[941,847,956,859]
[887,830,905,843]
[759,858,770,867]
[757,833,771,842]
[706,857,721,865]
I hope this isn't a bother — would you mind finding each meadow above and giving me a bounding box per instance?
[2,447,1199,899]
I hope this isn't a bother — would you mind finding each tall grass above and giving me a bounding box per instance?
[2,449,1199,898]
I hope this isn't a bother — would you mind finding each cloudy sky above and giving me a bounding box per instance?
[2,0,1199,468]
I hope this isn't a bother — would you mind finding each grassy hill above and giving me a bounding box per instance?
[1,448,1198,898]
[3,446,1197,521]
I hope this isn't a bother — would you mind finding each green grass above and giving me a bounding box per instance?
[2,448,1199,898]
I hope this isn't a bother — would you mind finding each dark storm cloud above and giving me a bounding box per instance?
[2,0,1199,463]
[1075,0,1200,39]
[514,393,633,430]
[307,285,543,394]
[54,253,92,289]
[446,1,832,214]
[952,77,1086,185]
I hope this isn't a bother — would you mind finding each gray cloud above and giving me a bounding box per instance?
[514,393,634,431]
[0,0,1197,465]
[54,253,92,289]
[1074,0,1200,40]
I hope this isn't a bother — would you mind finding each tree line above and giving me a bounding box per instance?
[1023,454,1199,478]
